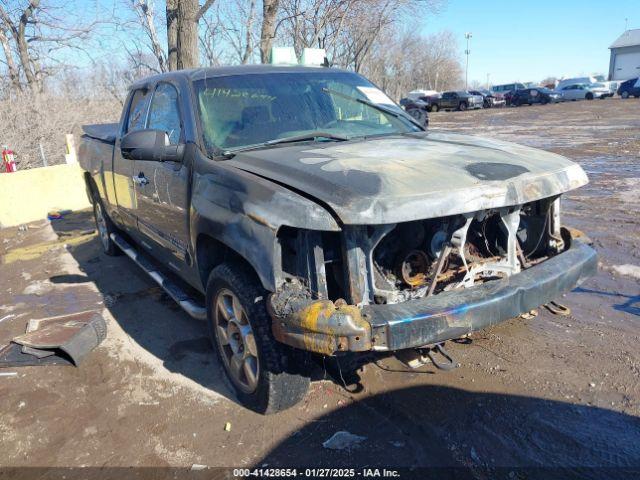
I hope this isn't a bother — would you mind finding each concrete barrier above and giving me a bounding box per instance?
[0,163,90,228]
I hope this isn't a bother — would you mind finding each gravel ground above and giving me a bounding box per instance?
[0,97,639,479]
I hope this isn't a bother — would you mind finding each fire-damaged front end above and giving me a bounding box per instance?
[228,132,598,356]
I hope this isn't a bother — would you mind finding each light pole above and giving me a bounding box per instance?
[464,32,472,90]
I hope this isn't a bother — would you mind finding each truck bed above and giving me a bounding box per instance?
[78,123,118,178]
[82,123,119,144]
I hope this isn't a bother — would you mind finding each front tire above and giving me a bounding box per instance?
[430,104,439,112]
[206,263,310,414]
[458,102,467,111]
[586,92,594,100]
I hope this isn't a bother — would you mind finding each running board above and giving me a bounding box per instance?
[110,233,207,320]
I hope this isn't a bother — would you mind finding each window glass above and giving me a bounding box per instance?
[126,89,151,133]
[147,83,182,145]
[194,71,418,152]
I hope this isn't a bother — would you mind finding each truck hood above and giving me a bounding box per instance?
[227,131,588,225]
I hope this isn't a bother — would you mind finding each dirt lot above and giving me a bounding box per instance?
[1,98,639,478]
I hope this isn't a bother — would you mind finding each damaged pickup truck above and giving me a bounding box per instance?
[79,65,597,413]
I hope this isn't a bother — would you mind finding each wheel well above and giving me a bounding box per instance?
[84,172,96,204]
[196,234,257,290]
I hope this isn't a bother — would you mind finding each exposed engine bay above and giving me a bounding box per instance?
[276,197,566,307]
[370,197,564,304]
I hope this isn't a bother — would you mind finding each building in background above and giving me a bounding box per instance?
[608,29,640,80]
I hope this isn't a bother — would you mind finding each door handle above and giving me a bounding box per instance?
[132,172,149,186]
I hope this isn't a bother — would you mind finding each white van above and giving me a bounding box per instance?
[557,76,617,94]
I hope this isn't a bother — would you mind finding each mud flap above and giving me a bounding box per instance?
[4,311,106,366]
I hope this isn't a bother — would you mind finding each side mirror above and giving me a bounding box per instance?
[120,129,184,162]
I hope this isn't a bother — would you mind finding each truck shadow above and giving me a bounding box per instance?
[574,286,640,317]
[256,384,640,478]
[49,210,237,402]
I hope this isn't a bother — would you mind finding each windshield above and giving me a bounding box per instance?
[193,71,420,154]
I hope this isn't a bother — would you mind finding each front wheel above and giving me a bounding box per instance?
[206,263,310,414]
[430,104,439,112]
[585,92,594,100]
[621,91,629,99]
[458,102,467,111]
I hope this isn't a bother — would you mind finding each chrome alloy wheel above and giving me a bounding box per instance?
[214,288,259,393]
[94,202,110,252]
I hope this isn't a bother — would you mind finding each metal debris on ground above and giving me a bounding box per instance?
[0,371,18,377]
[0,311,106,367]
[520,309,539,320]
[322,431,367,450]
[544,301,572,316]
[224,422,231,432]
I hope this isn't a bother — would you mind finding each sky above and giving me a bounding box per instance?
[421,0,637,86]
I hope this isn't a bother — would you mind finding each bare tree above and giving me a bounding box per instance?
[260,0,280,62]
[0,0,106,92]
[131,0,167,72]
[0,26,21,90]
[362,28,462,100]
[165,0,216,70]
[200,0,257,65]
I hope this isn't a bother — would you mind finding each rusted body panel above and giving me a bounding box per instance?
[228,132,588,225]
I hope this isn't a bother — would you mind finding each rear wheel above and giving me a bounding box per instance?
[430,104,439,112]
[206,263,310,414]
[621,91,629,99]
[92,197,120,256]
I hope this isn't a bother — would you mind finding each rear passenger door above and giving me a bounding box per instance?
[133,82,191,267]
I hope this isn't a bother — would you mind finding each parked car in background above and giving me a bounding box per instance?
[617,77,640,98]
[469,89,506,108]
[492,83,526,106]
[400,97,431,127]
[434,91,483,111]
[558,83,612,101]
[557,76,617,96]
[406,89,439,101]
[491,83,526,95]
[511,87,561,106]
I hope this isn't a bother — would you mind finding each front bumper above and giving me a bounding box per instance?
[272,239,597,355]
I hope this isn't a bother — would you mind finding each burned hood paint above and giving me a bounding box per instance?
[227,131,588,225]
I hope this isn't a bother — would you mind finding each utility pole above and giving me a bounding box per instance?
[465,32,472,90]
[486,73,490,89]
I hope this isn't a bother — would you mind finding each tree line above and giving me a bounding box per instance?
[0,0,463,98]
